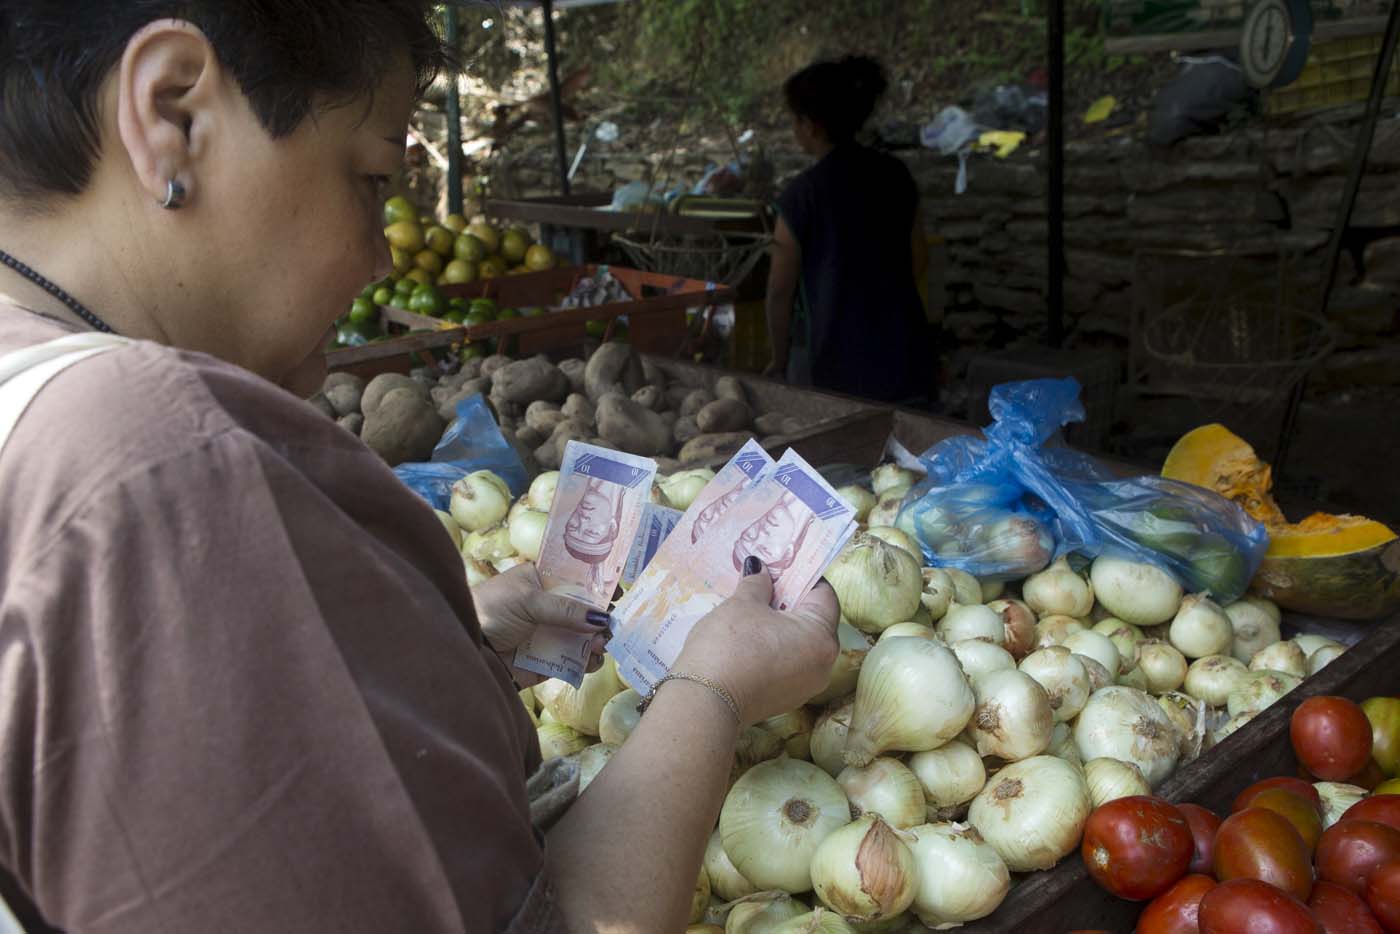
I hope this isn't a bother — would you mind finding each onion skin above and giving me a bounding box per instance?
[968,755,1091,871]
[1168,594,1234,660]
[967,668,1054,761]
[909,741,986,816]
[828,533,923,634]
[906,821,1010,926]
[845,638,975,767]
[720,758,852,894]
[1091,556,1183,626]
[1073,687,1180,789]
[989,597,1037,659]
[1018,646,1090,723]
[1023,556,1095,619]
[810,815,918,922]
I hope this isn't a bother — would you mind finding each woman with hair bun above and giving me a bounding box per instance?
[765,55,933,403]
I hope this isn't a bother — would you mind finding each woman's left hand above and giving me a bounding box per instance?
[470,563,611,685]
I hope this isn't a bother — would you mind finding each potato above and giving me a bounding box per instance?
[632,385,665,411]
[488,388,525,422]
[492,357,568,405]
[655,456,683,475]
[362,373,430,417]
[308,392,337,420]
[782,416,807,435]
[323,372,365,395]
[596,392,672,456]
[409,367,438,389]
[641,358,668,389]
[361,388,445,466]
[584,341,645,401]
[537,422,591,470]
[696,398,751,434]
[324,383,362,418]
[665,384,694,409]
[525,400,566,434]
[459,357,485,381]
[550,417,592,441]
[435,379,490,423]
[337,413,364,436]
[660,410,679,427]
[561,392,595,423]
[500,427,540,479]
[559,358,587,395]
[753,412,788,436]
[672,415,701,446]
[515,424,545,450]
[679,389,715,417]
[480,354,512,380]
[713,375,748,404]
[679,431,755,465]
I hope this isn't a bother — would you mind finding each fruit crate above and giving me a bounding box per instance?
[1266,35,1400,115]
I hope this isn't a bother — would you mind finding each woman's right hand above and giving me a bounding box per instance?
[673,560,839,725]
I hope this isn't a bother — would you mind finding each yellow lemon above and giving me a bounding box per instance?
[478,256,507,279]
[384,221,425,253]
[390,246,413,275]
[414,249,445,276]
[454,233,486,263]
[501,227,531,263]
[442,214,469,235]
[425,225,456,257]
[383,196,417,226]
[441,259,477,284]
[405,267,433,286]
[524,244,556,271]
[467,221,500,255]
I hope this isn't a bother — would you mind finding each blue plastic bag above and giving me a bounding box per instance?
[900,378,1270,601]
[393,393,529,511]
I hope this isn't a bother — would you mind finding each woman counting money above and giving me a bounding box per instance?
[0,4,839,932]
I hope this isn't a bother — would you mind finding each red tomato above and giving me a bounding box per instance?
[1315,820,1400,896]
[1252,788,1325,852]
[1138,874,1216,934]
[1292,697,1375,782]
[1179,803,1224,875]
[1344,796,1400,834]
[1081,796,1193,901]
[1236,777,1325,815]
[1309,880,1383,934]
[1365,860,1400,932]
[1356,760,1390,792]
[1215,807,1315,901]
[1199,879,1322,933]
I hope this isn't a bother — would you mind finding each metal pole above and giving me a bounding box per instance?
[445,5,464,215]
[1047,0,1066,348]
[541,0,571,196]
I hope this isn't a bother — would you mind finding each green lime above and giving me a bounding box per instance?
[496,307,520,321]
[409,286,445,317]
[585,319,607,339]
[520,306,546,317]
[373,287,394,306]
[454,233,486,263]
[448,297,469,311]
[383,196,418,227]
[394,276,418,296]
[459,343,487,361]
[359,282,377,300]
[464,310,493,328]
[348,297,377,324]
[443,309,466,324]
[469,297,497,315]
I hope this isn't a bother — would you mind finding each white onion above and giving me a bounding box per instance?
[872,465,919,496]
[827,533,923,634]
[526,470,560,512]
[1138,641,1189,694]
[837,759,926,829]
[1169,594,1233,659]
[1116,664,1150,692]
[1083,757,1151,808]
[988,597,1037,659]
[1316,782,1368,830]
[937,602,1006,645]
[1090,556,1183,626]
[866,526,921,561]
[493,555,529,574]
[1183,655,1250,707]
[725,893,809,933]
[1226,670,1301,718]
[450,469,511,532]
[705,827,758,901]
[1308,643,1346,675]
[908,740,986,818]
[1018,646,1091,722]
[1063,629,1122,678]
[1238,594,1282,626]
[720,758,851,894]
[919,568,956,622]
[597,688,642,745]
[1293,633,1336,657]
[944,568,984,607]
[811,700,854,777]
[1035,615,1086,649]
[810,816,917,922]
[1073,686,1180,788]
[1158,691,1207,762]
[734,726,785,777]
[434,509,463,549]
[576,742,618,791]
[906,822,1010,927]
[1076,654,1114,692]
[1210,711,1252,746]
[1047,721,1083,768]
[507,509,548,562]
[691,867,711,925]
[537,722,588,759]
[968,755,1090,871]
[845,638,974,767]
[1224,599,1282,663]
[980,578,1005,602]
[837,485,878,524]
[866,498,902,530]
[464,525,516,562]
[908,604,933,628]
[811,622,874,706]
[1092,618,1144,673]
[762,709,817,760]
[768,908,857,934]
[1022,556,1095,618]
[877,623,938,646]
[877,484,911,506]
[1249,640,1306,678]
[660,468,715,512]
[967,669,1054,761]
[534,655,624,736]
[951,639,1017,682]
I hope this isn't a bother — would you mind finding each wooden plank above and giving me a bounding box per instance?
[486,196,722,237]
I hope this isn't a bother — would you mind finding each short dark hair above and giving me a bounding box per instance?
[0,1,449,204]
[783,55,889,144]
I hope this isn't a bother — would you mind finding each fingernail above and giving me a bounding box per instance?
[586,610,611,629]
[743,556,764,576]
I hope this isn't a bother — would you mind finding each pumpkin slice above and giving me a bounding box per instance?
[1163,424,1399,620]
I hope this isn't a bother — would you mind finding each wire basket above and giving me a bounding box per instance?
[612,231,773,288]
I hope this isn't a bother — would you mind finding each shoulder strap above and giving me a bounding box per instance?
[0,334,129,453]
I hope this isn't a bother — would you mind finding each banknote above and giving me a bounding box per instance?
[516,441,657,686]
[612,448,857,693]
[621,502,682,588]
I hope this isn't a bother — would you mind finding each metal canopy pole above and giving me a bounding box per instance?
[445,5,464,215]
[1047,0,1066,348]
[541,0,572,196]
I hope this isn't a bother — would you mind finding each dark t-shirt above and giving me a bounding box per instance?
[777,143,932,402]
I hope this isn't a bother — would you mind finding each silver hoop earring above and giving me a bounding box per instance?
[161,179,186,210]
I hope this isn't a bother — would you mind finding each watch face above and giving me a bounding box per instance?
[1241,0,1297,87]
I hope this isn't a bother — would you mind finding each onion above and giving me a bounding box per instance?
[507,509,548,562]
[720,758,851,894]
[1047,721,1083,768]
[1022,556,1095,618]
[877,622,938,643]
[968,755,1090,871]
[951,639,1016,682]
[1210,711,1252,746]
[762,708,817,760]
[1076,654,1114,692]
[1073,686,1180,788]
[967,668,1054,761]
[526,470,560,512]
[1224,599,1282,663]
[826,533,923,634]
[1168,594,1233,659]
[810,815,918,922]
[844,638,975,767]
[450,469,512,532]
[811,700,854,777]
[434,509,463,548]
[1307,643,1346,675]
[837,758,926,829]
[575,742,618,791]
[908,740,986,819]
[1248,640,1306,678]
[1092,618,1144,673]
[661,468,716,511]
[1116,665,1149,692]
[734,726,785,779]
[1226,669,1301,718]
[1034,615,1086,649]
[980,578,1005,602]
[493,555,529,573]
[597,688,642,745]
[1157,691,1207,762]
[936,602,1005,645]
[1238,594,1282,626]
[1292,633,1336,657]
[534,656,624,736]
[906,822,1010,927]
[866,498,902,529]
[1083,757,1151,808]
[691,867,711,925]
[705,828,758,901]
[1137,640,1188,694]
[725,893,809,933]
[811,622,874,705]
[519,685,536,712]
[1062,629,1122,677]
[944,567,984,607]
[1089,556,1183,626]
[464,525,516,562]
[988,598,1037,659]
[1183,655,1249,707]
[537,722,588,759]
[866,526,920,561]
[769,908,858,934]
[877,484,911,507]
[837,485,878,524]
[872,465,919,496]
[919,568,955,622]
[538,707,557,725]
[1018,646,1091,722]
[1315,782,1368,830]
